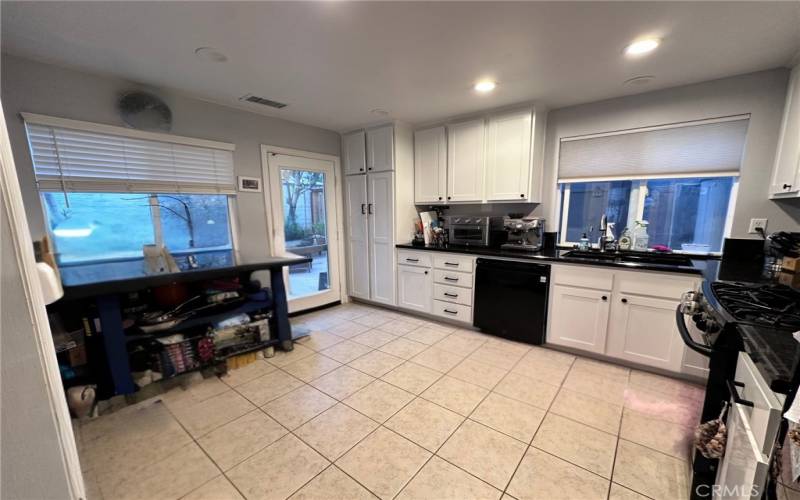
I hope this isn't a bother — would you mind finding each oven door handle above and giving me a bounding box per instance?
[675,306,713,357]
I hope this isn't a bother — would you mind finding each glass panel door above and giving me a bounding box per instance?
[279,168,330,298]
[265,153,341,312]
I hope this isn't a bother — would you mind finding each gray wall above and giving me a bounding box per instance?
[538,68,800,239]
[1,54,342,261]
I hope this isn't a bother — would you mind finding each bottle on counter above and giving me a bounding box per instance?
[632,220,650,251]
[578,233,590,251]
[618,227,632,251]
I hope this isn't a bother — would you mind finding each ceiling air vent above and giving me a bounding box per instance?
[239,94,287,109]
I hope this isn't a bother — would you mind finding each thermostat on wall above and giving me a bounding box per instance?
[238,176,262,192]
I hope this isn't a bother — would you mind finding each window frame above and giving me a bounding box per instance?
[39,191,238,267]
[557,177,739,255]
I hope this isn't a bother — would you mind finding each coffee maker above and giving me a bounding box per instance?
[501,217,546,252]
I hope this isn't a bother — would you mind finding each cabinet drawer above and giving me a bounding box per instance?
[432,300,472,323]
[433,269,474,289]
[616,270,698,300]
[433,283,473,306]
[433,254,475,273]
[397,250,432,268]
[552,264,613,290]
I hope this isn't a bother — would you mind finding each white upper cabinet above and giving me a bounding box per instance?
[770,65,800,197]
[414,126,447,203]
[366,124,394,172]
[343,130,366,175]
[447,118,486,202]
[485,108,533,201]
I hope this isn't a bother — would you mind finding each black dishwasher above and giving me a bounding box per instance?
[473,258,550,345]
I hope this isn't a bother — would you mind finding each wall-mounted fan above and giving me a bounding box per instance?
[118,91,173,131]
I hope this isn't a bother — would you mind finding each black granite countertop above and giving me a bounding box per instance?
[60,252,311,299]
[396,243,709,276]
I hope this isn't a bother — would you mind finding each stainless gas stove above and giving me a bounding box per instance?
[678,279,800,499]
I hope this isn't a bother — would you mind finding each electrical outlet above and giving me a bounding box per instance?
[748,218,768,234]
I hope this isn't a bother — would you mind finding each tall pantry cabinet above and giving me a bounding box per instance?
[343,123,415,306]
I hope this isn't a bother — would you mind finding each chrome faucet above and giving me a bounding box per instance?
[598,214,608,252]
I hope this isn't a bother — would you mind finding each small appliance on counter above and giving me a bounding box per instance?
[501,216,545,252]
[445,215,506,247]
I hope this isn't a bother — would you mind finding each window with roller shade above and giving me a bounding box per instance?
[24,114,236,265]
[557,116,747,253]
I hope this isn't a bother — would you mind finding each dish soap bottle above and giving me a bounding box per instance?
[633,220,650,251]
[618,227,632,251]
[578,233,590,251]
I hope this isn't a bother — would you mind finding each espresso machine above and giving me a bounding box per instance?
[501,217,546,252]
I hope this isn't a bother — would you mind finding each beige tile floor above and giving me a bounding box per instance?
[77,302,718,500]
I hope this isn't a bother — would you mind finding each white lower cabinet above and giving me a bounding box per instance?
[398,264,432,313]
[548,284,610,354]
[605,294,686,372]
[547,263,701,375]
[432,300,471,323]
[395,250,474,324]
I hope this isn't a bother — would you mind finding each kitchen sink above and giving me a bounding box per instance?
[561,250,693,267]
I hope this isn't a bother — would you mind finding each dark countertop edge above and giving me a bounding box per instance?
[60,256,311,300]
[395,243,705,276]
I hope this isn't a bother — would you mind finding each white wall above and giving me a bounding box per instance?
[1,121,78,499]
[0,54,342,261]
[538,68,800,238]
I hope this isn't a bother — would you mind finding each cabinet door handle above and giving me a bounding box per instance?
[601,295,608,301]
[443,276,459,282]
[424,270,428,275]
[621,298,628,304]
[405,258,419,262]
[784,184,793,190]
[361,203,366,215]
[443,292,458,298]
[444,262,459,267]
[520,193,525,198]
[443,309,458,315]
[447,196,451,200]
[368,203,373,214]
[438,196,443,200]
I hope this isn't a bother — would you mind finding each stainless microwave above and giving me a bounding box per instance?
[445,216,506,247]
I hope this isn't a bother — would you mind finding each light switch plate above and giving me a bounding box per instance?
[748,218,768,234]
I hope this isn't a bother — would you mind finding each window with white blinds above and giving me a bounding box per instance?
[24,114,236,194]
[557,115,749,183]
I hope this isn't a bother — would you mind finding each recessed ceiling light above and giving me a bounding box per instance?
[195,47,228,62]
[625,38,660,56]
[474,80,497,93]
[371,108,389,116]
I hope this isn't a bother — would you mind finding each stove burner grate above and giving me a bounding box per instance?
[711,282,800,329]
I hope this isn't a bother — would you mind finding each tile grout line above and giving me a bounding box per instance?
[498,353,577,497]
[392,341,542,498]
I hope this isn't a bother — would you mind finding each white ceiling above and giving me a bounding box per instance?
[2,2,799,132]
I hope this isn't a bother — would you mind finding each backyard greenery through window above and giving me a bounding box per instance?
[43,192,233,265]
[559,176,736,253]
